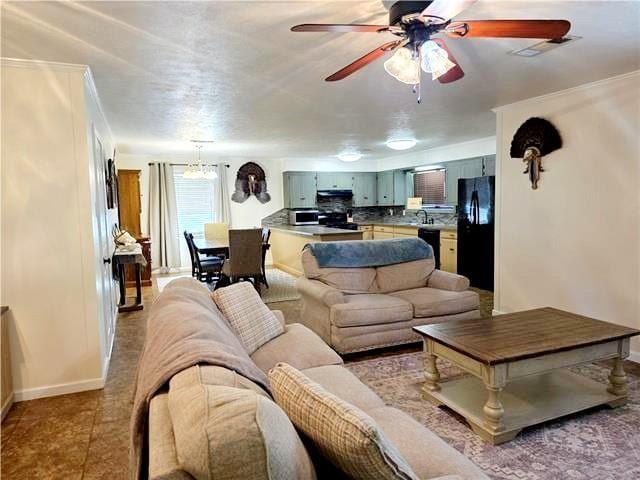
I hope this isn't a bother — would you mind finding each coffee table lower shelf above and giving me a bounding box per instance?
[423,369,625,445]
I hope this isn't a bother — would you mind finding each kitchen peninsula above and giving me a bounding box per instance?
[269,225,363,276]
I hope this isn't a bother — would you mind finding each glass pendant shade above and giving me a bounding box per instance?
[185,145,218,180]
[384,47,420,85]
[420,41,456,81]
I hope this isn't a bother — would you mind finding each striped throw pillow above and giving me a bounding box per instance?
[269,363,419,480]
[212,282,284,354]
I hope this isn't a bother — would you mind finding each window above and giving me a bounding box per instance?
[173,166,216,236]
[413,169,446,205]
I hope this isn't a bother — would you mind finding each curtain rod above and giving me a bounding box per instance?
[148,162,230,167]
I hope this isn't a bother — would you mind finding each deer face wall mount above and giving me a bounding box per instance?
[510,117,562,190]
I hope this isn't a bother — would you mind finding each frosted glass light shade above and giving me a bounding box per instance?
[420,41,456,80]
[384,47,420,85]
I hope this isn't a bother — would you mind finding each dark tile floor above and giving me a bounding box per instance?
[0,285,493,478]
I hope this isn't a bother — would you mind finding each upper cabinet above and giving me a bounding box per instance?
[377,171,394,206]
[353,172,377,207]
[393,169,407,206]
[444,156,496,205]
[283,172,317,209]
[316,172,353,190]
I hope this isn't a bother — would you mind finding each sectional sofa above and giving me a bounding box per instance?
[145,279,488,480]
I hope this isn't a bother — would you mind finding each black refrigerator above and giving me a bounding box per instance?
[457,176,495,291]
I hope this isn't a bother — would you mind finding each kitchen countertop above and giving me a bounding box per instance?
[270,224,364,237]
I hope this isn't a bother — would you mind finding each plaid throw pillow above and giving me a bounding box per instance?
[269,363,419,480]
[212,282,284,354]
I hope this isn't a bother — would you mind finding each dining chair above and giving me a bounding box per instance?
[260,227,271,288]
[183,231,223,283]
[204,223,229,240]
[219,228,263,290]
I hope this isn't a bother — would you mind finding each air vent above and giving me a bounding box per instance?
[510,35,580,57]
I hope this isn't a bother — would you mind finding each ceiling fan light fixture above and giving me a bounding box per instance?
[337,152,362,162]
[420,41,456,80]
[386,139,417,151]
[383,46,420,84]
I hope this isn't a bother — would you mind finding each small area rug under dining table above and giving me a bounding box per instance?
[345,351,640,480]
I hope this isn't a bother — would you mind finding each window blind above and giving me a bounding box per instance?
[413,169,446,205]
[173,166,216,235]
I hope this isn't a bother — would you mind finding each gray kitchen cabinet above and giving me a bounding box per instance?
[352,172,377,207]
[393,170,407,206]
[316,172,353,190]
[482,155,496,176]
[445,161,462,205]
[461,157,483,179]
[283,172,317,209]
[377,171,394,206]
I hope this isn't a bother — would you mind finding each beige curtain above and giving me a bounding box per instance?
[148,163,180,272]
[214,165,232,225]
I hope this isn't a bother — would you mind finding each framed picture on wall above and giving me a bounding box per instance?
[106,155,119,210]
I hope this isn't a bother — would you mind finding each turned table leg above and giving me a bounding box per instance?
[424,353,441,392]
[607,357,628,397]
[483,386,505,433]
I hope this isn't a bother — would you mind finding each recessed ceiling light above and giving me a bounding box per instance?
[337,152,362,162]
[386,139,417,151]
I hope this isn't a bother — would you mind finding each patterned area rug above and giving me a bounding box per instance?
[262,268,301,304]
[345,352,640,480]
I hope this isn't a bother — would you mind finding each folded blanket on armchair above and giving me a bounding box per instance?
[307,237,433,268]
[129,278,270,480]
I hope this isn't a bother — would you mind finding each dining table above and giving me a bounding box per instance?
[193,236,271,287]
[193,237,271,257]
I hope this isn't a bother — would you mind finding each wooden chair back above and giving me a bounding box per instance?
[227,228,263,277]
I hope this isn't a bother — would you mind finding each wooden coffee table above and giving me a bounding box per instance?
[413,307,639,444]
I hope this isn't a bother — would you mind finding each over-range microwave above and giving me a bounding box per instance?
[289,210,319,225]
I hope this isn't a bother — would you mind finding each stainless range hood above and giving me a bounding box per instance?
[316,189,353,199]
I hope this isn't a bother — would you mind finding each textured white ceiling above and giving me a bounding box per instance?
[2,1,639,161]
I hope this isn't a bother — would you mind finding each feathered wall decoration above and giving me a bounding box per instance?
[510,117,562,189]
[231,162,271,204]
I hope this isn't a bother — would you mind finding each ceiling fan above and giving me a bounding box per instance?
[292,0,570,98]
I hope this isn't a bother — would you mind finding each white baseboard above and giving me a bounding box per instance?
[492,309,506,316]
[14,376,106,402]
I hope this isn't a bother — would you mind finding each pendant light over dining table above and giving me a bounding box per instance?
[184,142,218,180]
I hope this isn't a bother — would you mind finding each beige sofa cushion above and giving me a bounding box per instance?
[251,323,343,373]
[302,364,386,412]
[212,282,284,354]
[376,258,435,293]
[368,406,489,480]
[149,394,194,480]
[330,294,413,327]
[168,366,316,480]
[269,363,419,480]
[302,248,377,293]
[390,287,479,318]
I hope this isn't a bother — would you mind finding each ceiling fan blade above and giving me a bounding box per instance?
[431,39,465,84]
[422,0,477,23]
[325,40,403,82]
[291,24,389,33]
[445,20,571,39]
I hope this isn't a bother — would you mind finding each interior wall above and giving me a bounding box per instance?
[1,59,113,399]
[116,154,285,233]
[494,70,640,357]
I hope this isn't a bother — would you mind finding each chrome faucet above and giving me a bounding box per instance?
[416,209,428,224]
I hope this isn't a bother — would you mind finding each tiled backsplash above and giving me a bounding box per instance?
[262,198,457,227]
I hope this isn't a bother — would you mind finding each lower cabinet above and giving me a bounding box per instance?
[358,225,374,240]
[439,231,458,273]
